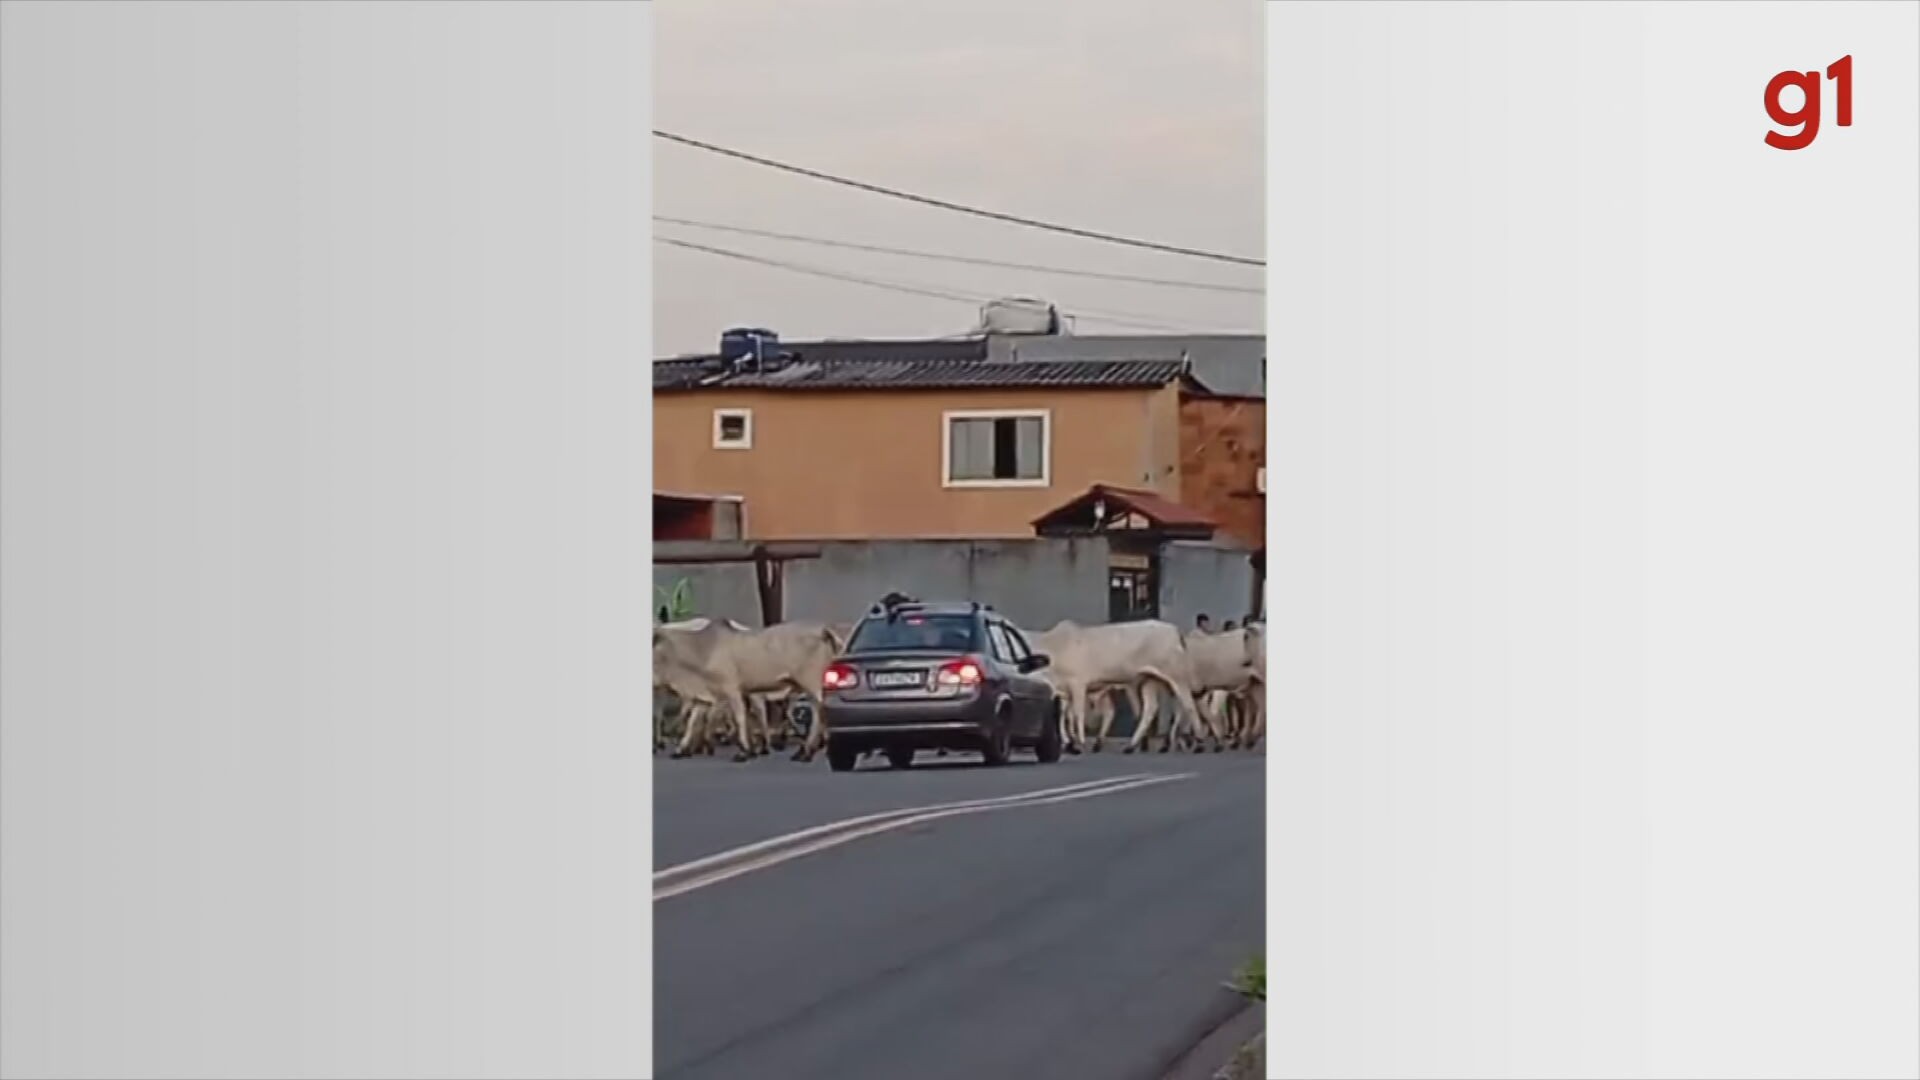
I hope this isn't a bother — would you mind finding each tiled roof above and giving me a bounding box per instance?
[654,338,1193,392]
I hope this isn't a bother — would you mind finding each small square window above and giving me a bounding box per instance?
[713,409,752,449]
[944,410,1048,486]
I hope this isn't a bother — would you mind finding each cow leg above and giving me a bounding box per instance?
[1197,691,1228,752]
[1242,692,1258,748]
[1144,678,1181,753]
[1218,691,1240,751]
[1119,682,1142,749]
[766,698,789,752]
[1063,682,1091,755]
[1091,684,1125,752]
[1094,685,1113,751]
[672,701,706,758]
[690,701,721,755]
[1135,668,1200,753]
[1203,691,1223,748]
[775,680,813,755]
[794,695,828,763]
[720,689,755,762]
[1128,680,1159,749]
[1183,690,1220,753]
[755,695,780,756]
[1167,689,1192,753]
[1125,679,1161,753]
[807,704,828,760]
[1171,680,1208,753]
[673,702,697,757]
[698,702,723,755]
[739,696,758,756]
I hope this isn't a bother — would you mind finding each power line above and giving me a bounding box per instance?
[656,235,1205,333]
[655,215,1264,296]
[658,236,982,304]
[654,235,1214,334]
[653,130,1265,269]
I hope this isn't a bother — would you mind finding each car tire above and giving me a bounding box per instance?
[981,716,1012,767]
[827,743,859,773]
[1035,706,1063,764]
[885,747,915,770]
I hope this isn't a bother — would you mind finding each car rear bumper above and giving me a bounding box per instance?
[822,696,996,746]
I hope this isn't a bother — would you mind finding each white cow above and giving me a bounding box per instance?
[1233,623,1266,749]
[1083,626,1260,753]
[1083,678,1186,753]
[1024,620,1204,754]
[652,619,750,754]
[1184,627,1261,751]
[654,621,843,761]
[784,623,858,761]
[666,689,802,757]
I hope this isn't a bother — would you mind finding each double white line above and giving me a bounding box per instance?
[654,772,1194,902]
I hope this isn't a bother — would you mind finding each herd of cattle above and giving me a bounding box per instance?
[652,615,1267,762]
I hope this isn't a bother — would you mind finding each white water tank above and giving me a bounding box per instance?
[979,297,1062,336]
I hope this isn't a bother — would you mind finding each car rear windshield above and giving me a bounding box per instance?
[847,613,979,653]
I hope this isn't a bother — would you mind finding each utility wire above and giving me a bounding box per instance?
[658,236,982,305]
[655,215,1264,296]
[654,130,1265,269]
[655,235,1214,334]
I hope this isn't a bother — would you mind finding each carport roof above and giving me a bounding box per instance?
[1032,484,1218,539]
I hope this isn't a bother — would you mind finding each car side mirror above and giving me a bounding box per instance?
[1022,653,1050,672]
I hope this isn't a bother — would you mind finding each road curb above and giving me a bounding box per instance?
[1158,997,1263,1080]
[1212,1030,1264,1080]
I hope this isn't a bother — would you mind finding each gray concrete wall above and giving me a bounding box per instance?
[652,558,761,624]
[653,537,1255,739]
[653,538,1111,629]
[1159,541,1257,630]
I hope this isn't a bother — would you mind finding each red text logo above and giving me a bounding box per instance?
[1766,55,1853,151]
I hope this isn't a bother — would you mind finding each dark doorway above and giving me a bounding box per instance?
[1108,561,1158,622]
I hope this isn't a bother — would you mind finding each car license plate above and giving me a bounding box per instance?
[869,669,925,689]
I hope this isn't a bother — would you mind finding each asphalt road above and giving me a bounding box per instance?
[654,750,1264,1080]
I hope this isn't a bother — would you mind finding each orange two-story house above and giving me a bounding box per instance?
[653,337,1263,545]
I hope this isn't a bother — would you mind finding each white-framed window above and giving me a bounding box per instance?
[712,408,752,450]
[942,409,1050,488]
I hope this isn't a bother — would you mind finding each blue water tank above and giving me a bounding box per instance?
[719,327,778,362]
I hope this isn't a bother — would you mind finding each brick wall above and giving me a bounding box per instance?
[1179,394,1265,548]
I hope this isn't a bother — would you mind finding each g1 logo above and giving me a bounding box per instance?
[1765,55,1852,151]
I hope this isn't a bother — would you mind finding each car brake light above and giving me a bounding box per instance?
[823,663,858,690]
[936,658,983,687]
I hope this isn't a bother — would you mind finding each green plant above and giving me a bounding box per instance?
[655,579,694,623]
[1227,953,1265,1002]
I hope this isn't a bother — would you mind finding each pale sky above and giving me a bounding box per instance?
[653,0,1265,356]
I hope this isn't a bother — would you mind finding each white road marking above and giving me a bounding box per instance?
[656,773,1149,884]
[653,772,1196,902]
